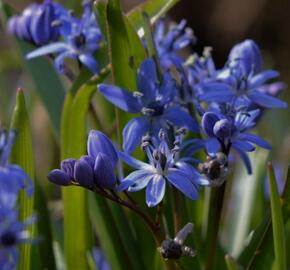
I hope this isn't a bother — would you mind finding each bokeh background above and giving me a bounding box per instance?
[0,0,289,188]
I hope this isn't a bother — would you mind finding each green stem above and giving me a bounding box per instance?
[203,183,226,270]
[172,189,183,234]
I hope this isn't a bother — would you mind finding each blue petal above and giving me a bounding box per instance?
[118,152,151,170]
[54,51,77,74]
[167,168,199,200]
[87,130,118,166]
[232,140,255,152]
[137,72,156,103]
[98,84,141,113]
[250,70,279,88]
[248,91,287,108]
[122,117,150,153]
[164,107,199,133]
[138,58,158,85]
[118,169,153,192]
[26,42,68,59]
[79,54,99,73]
[146,175,166,207]
[48,169,71,186]
[61,158,76,179]
[234,149,252,174]
[181,138,204,156]
[201,112,220,137]
[74,157,94,188]
[205,138,221,155]
[94,153,116,189]
[199,89,235,103]
[239,133,271,150]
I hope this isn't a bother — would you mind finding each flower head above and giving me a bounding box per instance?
[118,130,206,207]
[154,19,195,69]
[48,130,118,190]
[99,58,198,153]
[201,109,271,173]
[7,0,64,45]
[26,0,102,74]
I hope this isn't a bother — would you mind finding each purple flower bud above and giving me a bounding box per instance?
[74,157,94,189]
[61,158,76,179]
[87,130,118,166]
[48,169,71,186]
[94,153,116,189]
[213,119,231,139]
[30,0,60,45]
[202,112,220,137]
[17,4,39,41]
[229,39,262,75]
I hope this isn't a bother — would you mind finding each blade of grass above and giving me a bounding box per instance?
[10,89,36,270]
[267,162,287,270]
[127,0,180,29]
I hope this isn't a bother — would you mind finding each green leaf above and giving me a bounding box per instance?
[89,194,136,270]
[106,0,146,90]
[10,90,36,270]
[127,0,180,30]
[268,162,287,270]
[60,66,111,269]
[226,150,268,257]
[225,255,240,270]
[61,84,96,269]
[32,180,57,270]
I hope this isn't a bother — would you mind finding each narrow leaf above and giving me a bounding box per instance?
[10,89,35,270]
[268,162,287,270]
[127,0,180,29]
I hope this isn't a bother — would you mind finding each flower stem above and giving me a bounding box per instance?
[172,189,183,234]
[203,183,226,270]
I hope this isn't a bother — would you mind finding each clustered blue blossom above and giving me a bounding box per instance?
[8,0,102,74]
[0,129,34,269]
[12,3,284,206]
[48,130,118,190]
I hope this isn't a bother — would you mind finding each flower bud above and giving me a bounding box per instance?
[213,119,231,139]
[228,39,262,75]
[201,112,220,137]
[61,158,76,179]
[48,169,71,186]
[29,0,60,45]
[74,156,94,189]
[94,153,116,189]
[87,130,118,166]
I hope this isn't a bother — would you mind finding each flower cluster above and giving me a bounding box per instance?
[45,16,287,207]
[48,130,118,190]
[0,129,34,269]
[8,0,102,74]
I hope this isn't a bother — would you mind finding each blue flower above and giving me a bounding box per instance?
[118,131,206,207]
[154,19,195,69]
[0,207,35,270]
[7,0,64,45]
[48,130,118,189]
[201,110,271,173]
[200,42,287,109]
[99,58,198,153]
[228,39,262,75]
[26,0,102,74]
[0,130,33,209]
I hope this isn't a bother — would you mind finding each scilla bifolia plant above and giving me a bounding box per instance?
[1,0,289,269]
